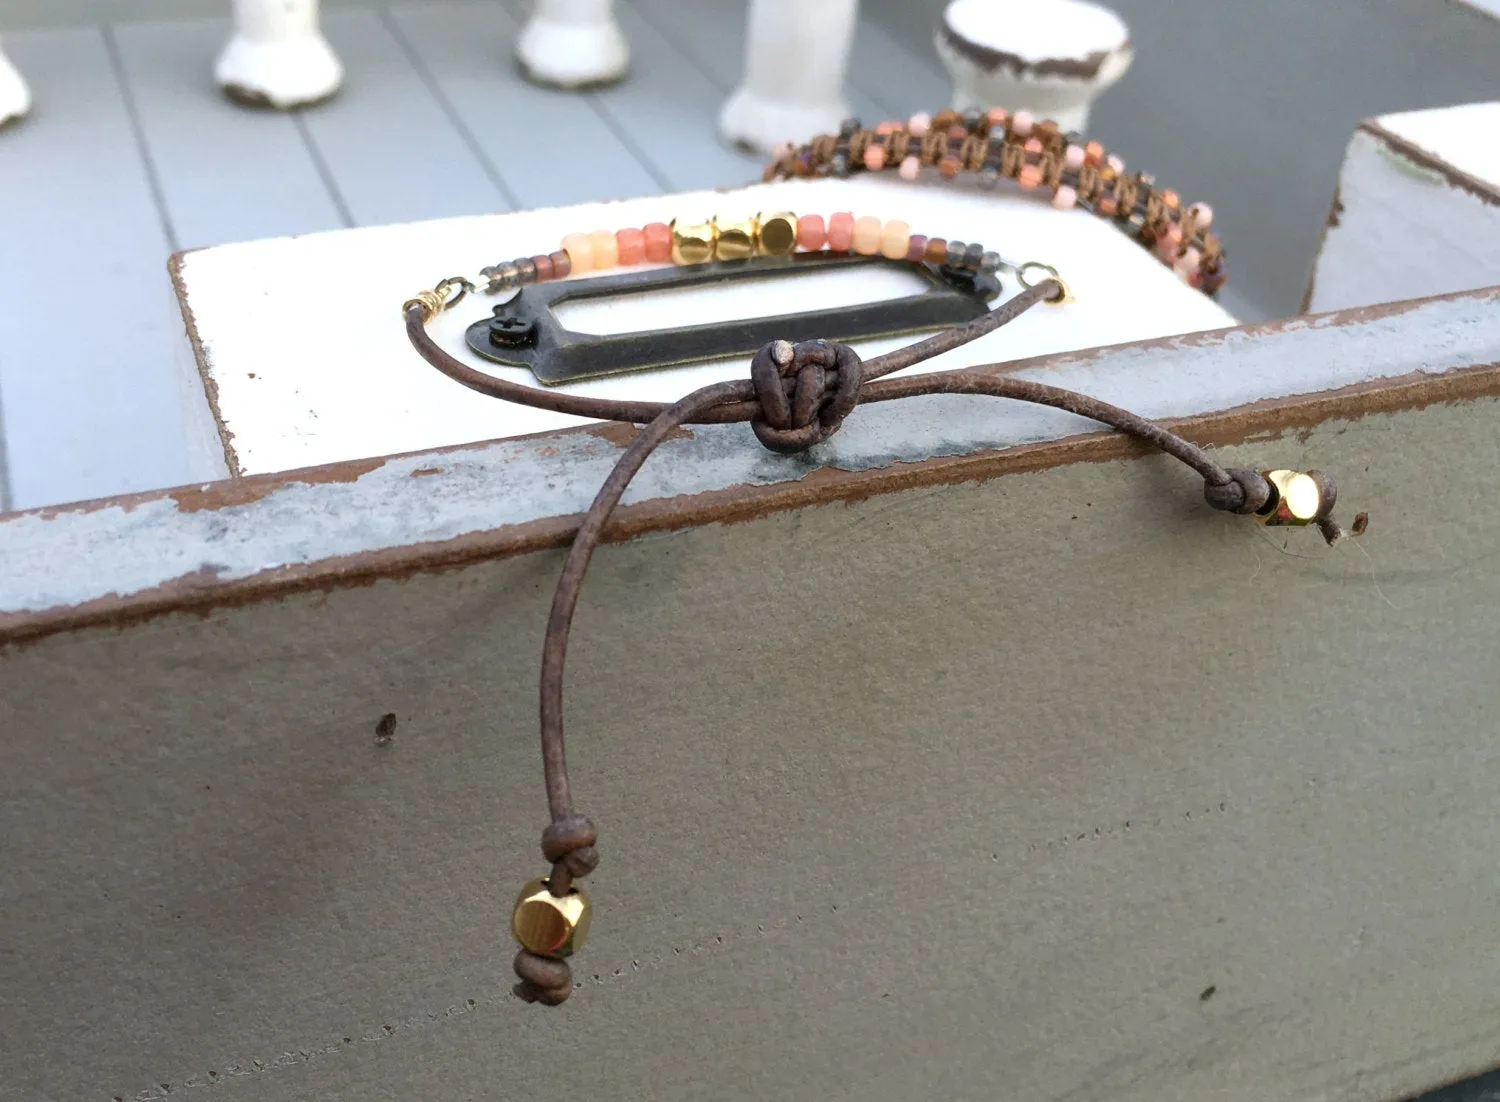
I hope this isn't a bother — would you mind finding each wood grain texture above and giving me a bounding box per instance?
[2,382,1499,1102]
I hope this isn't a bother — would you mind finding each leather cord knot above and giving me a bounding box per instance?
[1203,467,1271,515]
[749,339,863,454]
[513,813,599,1006]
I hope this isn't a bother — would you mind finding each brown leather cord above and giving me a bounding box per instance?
[405,282,1353,1006]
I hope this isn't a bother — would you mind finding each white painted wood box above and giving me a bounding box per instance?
[170,177,1234,479]
[1305,101,1500,314]
[5,279,1500,1100]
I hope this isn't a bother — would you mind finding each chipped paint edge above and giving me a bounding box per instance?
[5,286,1500,647]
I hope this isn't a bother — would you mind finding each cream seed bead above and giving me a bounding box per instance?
[1064,144,1085,169]
[589,229,619,269]
[908,111,931,137]
[561,232,594,272]
[852,215,883,255]
[1011,109,1034,137]
[1175,247,1202,276]
[880,219,911,260]
[899,155,921,181]
[1052,185,1078,211]
[1190,202,1214,228]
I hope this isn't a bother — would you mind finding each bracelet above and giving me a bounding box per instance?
[463,210,1059,302]
[762,108,1226,295]
[403,192,1356,1008]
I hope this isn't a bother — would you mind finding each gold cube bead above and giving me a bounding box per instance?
[1256,469,1325,526]
[714,215,759,260]
[758,211,799,256]
[512,878,592,957]
[671,219,718,265]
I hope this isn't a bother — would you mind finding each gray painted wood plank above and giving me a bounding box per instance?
[300,7,513,225]
[387,1,660,208]
[581,1,762,192]
[848,17,952,122]
[112,18,347,248]
[0,27,197,509]
[626,0,889,129]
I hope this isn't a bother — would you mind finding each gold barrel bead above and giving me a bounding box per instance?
[512,878,592,957]
[757,211,799,256]
[714,215,759,260]
[671,219,718,265]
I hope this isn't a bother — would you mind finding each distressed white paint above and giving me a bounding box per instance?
[935,0,1132,133]
[12,286,1500,615]
[1307,103,1500,314]
[215,0,344,108]
[1450,0,1500,20]
[515,0,629,88]
[2,296,1500,1102]
[0,35,31,126]
[175,175,1234,478]
[718,0,859,154]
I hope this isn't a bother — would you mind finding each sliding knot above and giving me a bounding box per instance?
[1203,468,1270,515]
[749,339,863,454]
[542,814,599,879]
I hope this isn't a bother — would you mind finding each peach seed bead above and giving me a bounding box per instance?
[796,214,827,250]
[1084,140,1104,166]
[1011,109,1034,137]
[589,229,619,269]
[561,232,593,272]
[876,120,898,135]
[1052,185,1078,210]
[899,155,921,181]
[908,111,931,137]
[1160,188,1181,209]
[864,144,887,171]
[1018,163,1043,190]
[616,227,645,265]
[643,222,673,262]
[880,219,911,260]
[852,215,883,255]
[1064,144,1085,169]
[986,107,1009,129]
[827,212,855,252]
[1189,202,1213,228]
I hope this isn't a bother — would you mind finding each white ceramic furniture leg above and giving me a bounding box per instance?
[215,0,344,109]
[0,37,32,128]
[516,0,630,89]
[719,0,859,155]
[935,0,1132,134]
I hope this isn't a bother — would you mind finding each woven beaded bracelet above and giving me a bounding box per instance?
[402,108,1358,1007]
[763,107,1225,294]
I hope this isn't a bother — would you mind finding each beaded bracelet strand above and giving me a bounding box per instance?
[762,107,1226,294]
[470,211,1063,300]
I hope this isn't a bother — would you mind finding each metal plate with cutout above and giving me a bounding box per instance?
[465,252,1000,385]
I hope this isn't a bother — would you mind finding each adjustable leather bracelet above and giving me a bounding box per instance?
[402,157,1357,1008]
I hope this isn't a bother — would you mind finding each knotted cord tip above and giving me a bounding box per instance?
[1203,468,1271,515]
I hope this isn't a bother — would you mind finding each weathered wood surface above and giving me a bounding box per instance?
[1306,103,1500,315]
[175,175,1235,480]
[3,288,1499,1101]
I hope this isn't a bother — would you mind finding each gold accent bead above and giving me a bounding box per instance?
[758,211,798,256]
[512,878,592,957]
[1256,470,1325,526]
[671,219,718,265]
[713,215,759,260]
